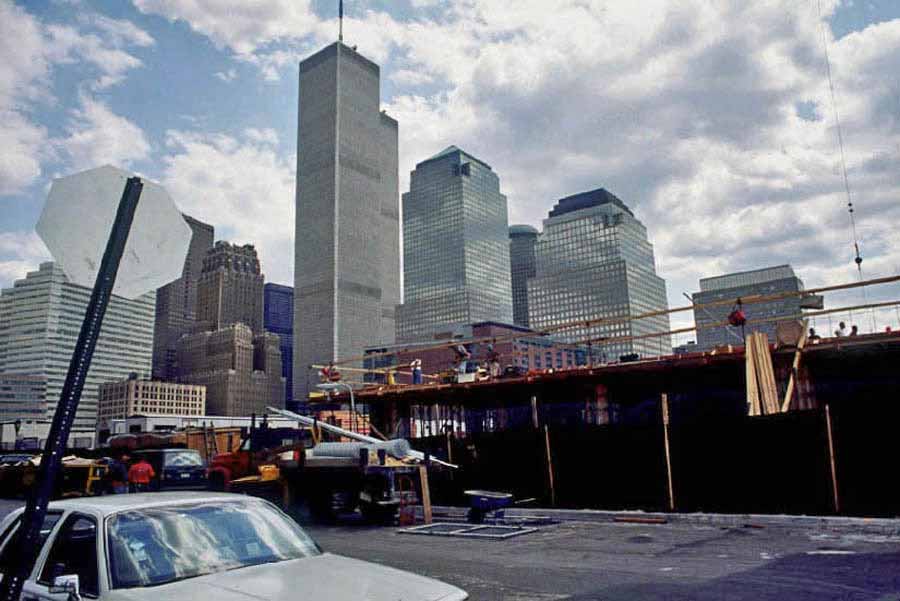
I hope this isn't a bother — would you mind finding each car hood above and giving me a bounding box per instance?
[104,552,467,601]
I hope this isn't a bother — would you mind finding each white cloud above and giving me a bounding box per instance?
[0,231,51,288]
[128,0,900,334]
[243,127,279,145]
[45,23,146,89]
[132,0,319,55]
[54,95,151,172]
[0,1,153,197]
[0,1,52,195]
[214,67,237,82]
[82,13,155,48]
[159,129,296,285]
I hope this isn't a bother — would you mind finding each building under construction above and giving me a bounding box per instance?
[315,275,900,519]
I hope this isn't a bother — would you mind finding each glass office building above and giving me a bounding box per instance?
[264,283,294,409]
[692,265,821,350]
[396,146,513,342]
[0,262,155,441]
[294,42,400,400]
[509,224,539,327]
[527,188,670,359]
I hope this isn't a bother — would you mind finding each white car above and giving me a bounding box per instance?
[0,492,467,601]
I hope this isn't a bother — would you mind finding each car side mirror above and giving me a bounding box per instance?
[50,573,81,601]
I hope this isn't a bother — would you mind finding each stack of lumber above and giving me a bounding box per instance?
[745,332,779,416]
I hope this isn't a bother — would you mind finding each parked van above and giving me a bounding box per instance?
[131,448,207,491]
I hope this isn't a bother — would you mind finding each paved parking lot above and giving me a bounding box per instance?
[307,519,900,600]
[3,499,900,600]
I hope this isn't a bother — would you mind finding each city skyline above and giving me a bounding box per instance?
[1,1,899,336]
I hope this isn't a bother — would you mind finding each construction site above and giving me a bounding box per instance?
[306,274,900,519]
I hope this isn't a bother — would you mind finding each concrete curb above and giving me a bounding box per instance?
[426,505,900,536]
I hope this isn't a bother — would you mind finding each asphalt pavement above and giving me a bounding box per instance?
[306,519,900,600]
[2,499,899,600]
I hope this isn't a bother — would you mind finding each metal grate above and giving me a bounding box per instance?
[399,523,539,539]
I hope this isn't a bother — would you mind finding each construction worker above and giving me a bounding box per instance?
[411,359,423,385]
[835,321,848,337]
[808,327,821,343]
[850,324,859,336]
[454,343,471,375]
[486,344,501,378]
[320,362,341,382]
[105,454,129,494]
[128,456,156,493]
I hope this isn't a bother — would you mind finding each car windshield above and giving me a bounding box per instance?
[106,501,320,589]
[163,451,202,467]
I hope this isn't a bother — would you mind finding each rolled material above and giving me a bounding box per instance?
[314,439,411,460]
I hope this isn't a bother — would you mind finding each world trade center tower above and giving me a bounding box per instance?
[294,42,400,401]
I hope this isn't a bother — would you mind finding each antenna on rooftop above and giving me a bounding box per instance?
[339,0,344,42]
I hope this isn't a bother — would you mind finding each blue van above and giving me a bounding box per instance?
[132,448,207,491]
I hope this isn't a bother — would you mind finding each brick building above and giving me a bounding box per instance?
[366,321,587,384]
[97,375,205,425]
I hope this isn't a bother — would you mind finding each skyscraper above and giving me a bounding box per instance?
[692,265,823,350]
[527,188,670,359]
[294,42,400,399]
[196,241,264,334]
[0,263,155,441]
[264,283,294,409]
[509,224,539,328]
[180,242,284,414]
[396,146,513,342]
[152,214,214,380]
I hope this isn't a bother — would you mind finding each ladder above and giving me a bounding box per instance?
[203,425,219,462]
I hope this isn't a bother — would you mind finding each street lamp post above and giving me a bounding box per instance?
[316,382,357,433]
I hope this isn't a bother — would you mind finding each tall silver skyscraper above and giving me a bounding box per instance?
[527,188,670,359]
[396,147,513,342]
[294,42,399,399]
[509,224,539,328]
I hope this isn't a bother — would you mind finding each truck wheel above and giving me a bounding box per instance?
[309,487,338,522]
[209,472,226,492]
[360,503,397,526]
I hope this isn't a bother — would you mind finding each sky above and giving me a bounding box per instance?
[1,0,899,340]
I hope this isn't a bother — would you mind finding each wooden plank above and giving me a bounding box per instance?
[781,320,809,413]
[756,333,779,415]
[418,465,433,524]
[544,425,556,507]
[825,404,840,513]
[661,393,675,512]
[745,334,761,416]
[615,516,668,524]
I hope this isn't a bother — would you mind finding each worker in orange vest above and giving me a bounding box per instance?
[128,457,156,492]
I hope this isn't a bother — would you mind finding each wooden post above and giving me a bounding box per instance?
[781,320,809,413]
[825,403,840,513]
[418,465,433,524]
[661,393,675,512]
[544,424,556,507]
